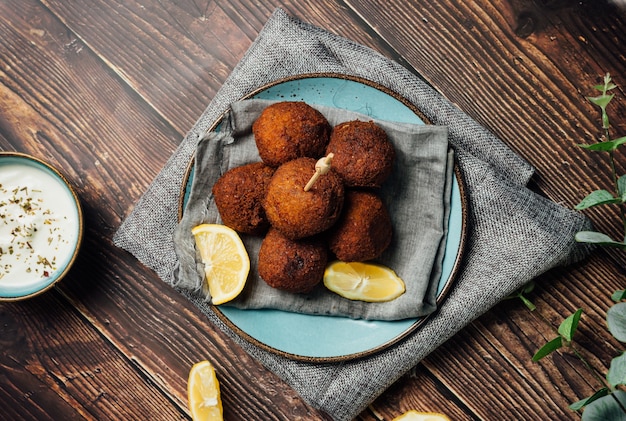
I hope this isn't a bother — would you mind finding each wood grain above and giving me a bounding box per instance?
[347,0,626,241]
[343,1,626,419]
[1,0,328,419]
[1,0,625,420]
[2,292,188,420]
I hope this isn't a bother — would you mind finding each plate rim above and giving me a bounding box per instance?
[178,72,468,363]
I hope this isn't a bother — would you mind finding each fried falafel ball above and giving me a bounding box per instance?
[211,162,275,236]
[329,190,392,262]
[263,157,344,240]
[258,228,328,293]
[326,120,395,187]
[252,101,332,167]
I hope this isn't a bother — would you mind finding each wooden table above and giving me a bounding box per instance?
[1,1,625,420]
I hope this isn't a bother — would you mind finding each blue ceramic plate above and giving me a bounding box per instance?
[182,74,467,362]
[0,152,83,301]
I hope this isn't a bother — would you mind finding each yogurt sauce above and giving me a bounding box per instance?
[0,161,80,293]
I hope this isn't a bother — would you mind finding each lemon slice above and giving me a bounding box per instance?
[187,360,223,421]
[192,224,250,305]
[392,410,451,421]
[323,261,405,302]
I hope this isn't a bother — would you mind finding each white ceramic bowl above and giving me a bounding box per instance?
[0,152,83,301]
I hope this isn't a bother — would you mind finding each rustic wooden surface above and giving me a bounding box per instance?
[1,0,625,419]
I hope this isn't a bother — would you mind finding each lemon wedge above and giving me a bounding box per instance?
[191,224,250,305]
[187,360,223,421]
[323,261,405,302]
[392,410,451,421]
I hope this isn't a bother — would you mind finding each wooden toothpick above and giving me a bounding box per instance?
[304,153,334,191]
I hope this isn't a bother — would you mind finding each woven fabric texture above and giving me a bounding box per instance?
[173,99,453,320]
[114,9,592,421]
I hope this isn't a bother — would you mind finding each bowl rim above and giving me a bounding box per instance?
[0,151,84,301]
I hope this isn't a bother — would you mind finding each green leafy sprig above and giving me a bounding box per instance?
[513,74,626,420]
[575,73,626,249]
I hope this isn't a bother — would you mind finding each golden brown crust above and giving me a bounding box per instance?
[326,120,395,187]
[252,101,331,167]
[263,157,344,240]
[258,228,328,293]
[328,190,392,262]
[211,162,275,235]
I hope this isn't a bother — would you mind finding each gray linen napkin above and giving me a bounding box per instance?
[114,8,592,421]
[173,99,453,321]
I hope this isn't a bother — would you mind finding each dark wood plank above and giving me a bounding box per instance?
[2,0,625,419]
[346,0,626,243]
[41,0,250,134]
[0,0,190,417]
[368,261,623,420]
[338,0,626,419]
[62,244,329,420]
[1,0,330,419]
[0,0,181,207]
[360,365,478,421]
[1,292,186,420]
[42,0,400,134]
[34,1,468,419]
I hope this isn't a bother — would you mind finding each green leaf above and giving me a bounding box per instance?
[519,294,536,311]
[532,336,562,361]
[593,74,617,92]
[581,391,626,421]
[618,176,626,201]
[603,111,610,129]
[588,93,615,108]
[578,142,614,152]
[505,282,536,310]
[579,137,626,152]
[607,302,626,342]
[575,231,626,250]
[607,352,626,388]
[569,388,610,411]
[558,308,583,342]
[613,136,626,151]
[603,73,617,91]
[521,281,536,294]
[612,290,626,302]
[575,190,620,210]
